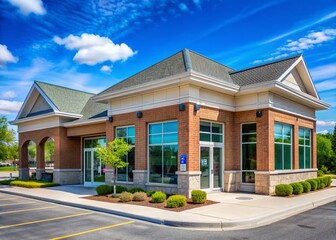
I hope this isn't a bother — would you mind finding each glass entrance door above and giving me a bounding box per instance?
[84,148,105,186]
[200,145,223,191]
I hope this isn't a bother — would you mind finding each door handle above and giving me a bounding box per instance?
[211,169,213,174]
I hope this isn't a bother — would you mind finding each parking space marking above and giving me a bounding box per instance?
[0,212,93,229]
[0,201,36,207]
[50,220,135,240]
[0,205,59,215]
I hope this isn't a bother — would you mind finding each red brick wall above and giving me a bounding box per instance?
[19,127,81,170]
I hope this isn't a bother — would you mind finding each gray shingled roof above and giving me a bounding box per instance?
[36,81,94,114]
[78,96,107,120]
[230,55,300,86]
[98,49,235,96]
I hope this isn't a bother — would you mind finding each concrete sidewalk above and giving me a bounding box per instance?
[0,184,335,231]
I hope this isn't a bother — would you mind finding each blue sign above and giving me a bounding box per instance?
[180,154,187,164]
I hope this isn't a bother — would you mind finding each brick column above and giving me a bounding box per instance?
[36,143,45,180]
[19,140,29,180]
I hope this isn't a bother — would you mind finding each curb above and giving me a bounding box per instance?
[0,188,335,230]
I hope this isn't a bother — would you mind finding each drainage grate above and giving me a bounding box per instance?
[235,197,253,200]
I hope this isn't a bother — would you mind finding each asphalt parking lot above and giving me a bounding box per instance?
[0,193,135,240]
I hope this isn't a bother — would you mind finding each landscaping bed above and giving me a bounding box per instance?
[9,180,59,188]
[84,194,217,212]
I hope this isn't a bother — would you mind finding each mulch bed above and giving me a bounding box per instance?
[83,195,218,212]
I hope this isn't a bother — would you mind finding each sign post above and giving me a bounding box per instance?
[180,154,187,172]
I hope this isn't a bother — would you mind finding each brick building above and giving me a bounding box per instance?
[11,49,329,196]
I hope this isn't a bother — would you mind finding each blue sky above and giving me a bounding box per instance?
[0,0,335,134]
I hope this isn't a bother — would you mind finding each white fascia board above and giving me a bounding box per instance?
[63,117,106,127]
[235,81,276,96]
[270,106,316,121]
[277,56,319,98]
[274,82,330,110]
[93,71,239,103]
[34,83,60,112]
[10,112,82,125]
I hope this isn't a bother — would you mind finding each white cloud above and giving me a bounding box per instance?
[0,91,16,99]
[0,44,18,67]
[100,65,112,73]
[8,0,46,15]
[318,130,329,135]
[279,29,336,52]
[179,3,189,12]
[0,100,22,114]
[315,80,336,92]
[54,33,136,65]
[310,63,336,80]
[317,120,336,127]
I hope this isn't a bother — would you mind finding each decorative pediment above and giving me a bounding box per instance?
[279,57,319,99]
[17,83,57,119]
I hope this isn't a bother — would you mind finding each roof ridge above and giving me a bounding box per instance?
[35,81,95,95]
[97,49,186,95]
[187,49,235,71]
[230,54,302,74]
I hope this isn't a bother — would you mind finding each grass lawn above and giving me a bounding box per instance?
[0,166,17,171]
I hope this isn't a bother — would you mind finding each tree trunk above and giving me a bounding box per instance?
[113,167,117,195]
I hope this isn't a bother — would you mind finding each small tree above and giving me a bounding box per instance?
[96,138,131,194]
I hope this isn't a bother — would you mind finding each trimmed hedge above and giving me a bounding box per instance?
[146,190,156,197]
[10,180,59,188]
[290,182,303,195]
[300,181,311,193]
[96,184,113,195]
[120,192,133,202]
[116,185,128,193]
[129,187,145,194]
[306,179,318,191]
[166,195,187,208]
[191,190,207,204]
[133,192,147,201]
[151,191,166,203]
[315,178,322,189]
[0,179,14,185]
[275,184,293,196]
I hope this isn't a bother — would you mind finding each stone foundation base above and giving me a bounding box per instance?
[19,168,29,180]
[145,183,178,195]
[36,168,45,181]
[176,171,201,197]
[132,170,147,189]
[53,169,82,185]
[223,171,240,192]
[255,169,318,194]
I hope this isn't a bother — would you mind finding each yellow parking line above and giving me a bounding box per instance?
[0,201,36,207]
[0,205,59,215]
[0,198,18,201]
[50,220,134,240]
[0,212,93,229]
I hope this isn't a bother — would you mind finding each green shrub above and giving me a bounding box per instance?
[325,176,332,187]
[300,181,311,193]
[191,190,207,204]
[146,190,156,197]
[129,187,145,194]
[0,179,14,185]
[10,180,59,188]
[111,194,120,198]
[133,192,147,201]
[166,195,187,208]
[275,184,293,196]
[306,179,318,191]
[314,178,322,189]
[320,182,326,189]
[151,191,166,203]
[116,185,128,193]
[96,184,113,195]
[317,170,324,177]
[119,192,133,202]
[320,165,330,174]
[290,182,303,195]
